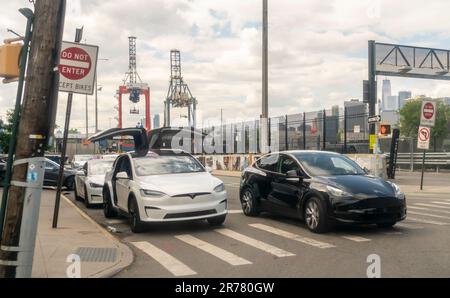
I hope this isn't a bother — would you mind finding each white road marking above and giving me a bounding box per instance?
[228,210,244,214]
[249,223,335,249]
[408,211,450,220]
[224,183,241,188]
[409,206,450,214]
[175,234,252,266]
[431,201,450,206]
[415,203,450,210]
[341,235,371,242]
[131,241,196,277]
[396,222,424,229]
[407,217,449,226]
[215,228,295,258]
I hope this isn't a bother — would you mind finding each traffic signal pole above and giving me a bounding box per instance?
[0,0,66,278]
[368,40,377,154]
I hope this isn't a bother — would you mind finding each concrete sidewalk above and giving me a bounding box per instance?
[1,189,133,278]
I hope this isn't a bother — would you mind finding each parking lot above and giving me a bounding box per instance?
[61,172,450,278]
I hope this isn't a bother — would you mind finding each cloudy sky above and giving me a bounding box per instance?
[2,0,450,131]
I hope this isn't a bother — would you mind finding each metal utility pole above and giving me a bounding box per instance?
[0,0,66,278]
[262,0,269,120]
[85,94,89,138]
[368,40,377,153]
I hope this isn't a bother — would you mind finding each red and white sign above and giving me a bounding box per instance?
[58,41,98,95]
[417,126,431,150]
[420,100,437,127]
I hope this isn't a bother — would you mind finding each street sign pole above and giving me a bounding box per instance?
[420,150,426,190]
[52,27,83,228]
[417,126,431,191]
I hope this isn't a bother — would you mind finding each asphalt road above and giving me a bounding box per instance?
[64,175,450,278]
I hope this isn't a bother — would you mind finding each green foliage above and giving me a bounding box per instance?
[399,98,450,140]
[0,110,15,154]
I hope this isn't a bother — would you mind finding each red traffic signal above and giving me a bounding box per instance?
[380,124,391,136]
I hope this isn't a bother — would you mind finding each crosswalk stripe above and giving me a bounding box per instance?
[249,223,335,249]
[415,203,450,210]
[341,235,371,242]
[175,234,252,266]
[409,206,450,214]
[431,201,450,206]
[215,228,295,258]
[407,217,449,226]
[228,210,244,214]
[409,211,450,220]
[131,241,197,276]
[396,222,424,229]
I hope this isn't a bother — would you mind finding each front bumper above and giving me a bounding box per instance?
[331,196,407,224]
[138,191,228,223]
[87,187,103,204]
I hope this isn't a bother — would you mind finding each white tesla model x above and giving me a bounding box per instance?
[102,149,227,233]
[75,159,115,207]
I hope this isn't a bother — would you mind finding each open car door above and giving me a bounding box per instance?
[89,128,149,156]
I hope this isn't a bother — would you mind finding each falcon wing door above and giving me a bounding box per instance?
[89,128,149,156]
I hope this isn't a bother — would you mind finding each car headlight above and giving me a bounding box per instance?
[89,182,103,188]
[214,183,225,193]
[326,185,350,198]
[140,189,167,198]
[387,181,403,198]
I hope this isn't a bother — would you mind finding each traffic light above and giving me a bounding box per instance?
[380,124,391,136]
[0,43,22,79]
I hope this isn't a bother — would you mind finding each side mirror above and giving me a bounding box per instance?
[286,170,303,182]
[205,166,213,174]
[116,172,129,180]
[76,170,85,176]
[363,167,371,175]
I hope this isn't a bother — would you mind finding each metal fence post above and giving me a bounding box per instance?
[322,109,326,151]
[303,112,306,150]
[344,107,347,154]
[285,115,288,151]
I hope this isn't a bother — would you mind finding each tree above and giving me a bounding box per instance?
[399,98,450,141]
[0,110,15,154]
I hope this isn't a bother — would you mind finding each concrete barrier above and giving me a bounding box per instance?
[197,153,388,179]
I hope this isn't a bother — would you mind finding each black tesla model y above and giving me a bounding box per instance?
[240,151,407,233]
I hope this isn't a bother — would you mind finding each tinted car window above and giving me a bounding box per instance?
[279,156,300,174]
[293,152,365,176]
[257,154,279,172]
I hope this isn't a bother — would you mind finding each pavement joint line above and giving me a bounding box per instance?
[228,210,243,214]
[406,217,449,226]
[131,241,197,277]
[249,223,336,249]
[215,228,295,258]
[175,234,252,266]
[415,203,450,210]
[395,223,424,229]
[409,206,450,214]
[408,211,450,220]
[341,235,371,242]
[431,201,450,206]
[61,194,134,277]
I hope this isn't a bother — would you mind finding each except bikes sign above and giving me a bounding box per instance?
[58,41,98,95]
[420,100,437,127]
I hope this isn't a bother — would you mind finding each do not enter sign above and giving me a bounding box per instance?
[420,100,437,127]
[58,41,98,95]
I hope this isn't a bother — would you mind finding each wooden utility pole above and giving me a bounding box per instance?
[0,0,66,278]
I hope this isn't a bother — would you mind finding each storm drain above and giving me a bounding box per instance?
[74,247,118,263]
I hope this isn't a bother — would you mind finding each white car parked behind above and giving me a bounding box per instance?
[75,159,114,207]
[103,149,228,233]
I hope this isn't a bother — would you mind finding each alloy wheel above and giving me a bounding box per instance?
[305,200,320,230]
[242,191,253,214]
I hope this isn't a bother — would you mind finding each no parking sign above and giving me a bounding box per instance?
[417,126,431,150]
[58,41,98,95]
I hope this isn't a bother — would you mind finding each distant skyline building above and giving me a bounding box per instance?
[153,114,161,129]
[382,79,392,111]
[344,99,367,133]
[398,91,412,109]
[331,105,339,117]
[385,95,398,111]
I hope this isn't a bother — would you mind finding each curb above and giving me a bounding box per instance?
[62,194,134,278]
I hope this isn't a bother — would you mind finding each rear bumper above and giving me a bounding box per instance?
[331,196,407,224]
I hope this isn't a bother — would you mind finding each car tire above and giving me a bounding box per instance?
[65,176,75,191]
[103,188,117,218]
[304,197,330,234]
[128,196,145,233]
[84,184,92,208]
[207,214,226,226]
[377,222,396,229]
[240,188,260,217]
[74,183,82,201]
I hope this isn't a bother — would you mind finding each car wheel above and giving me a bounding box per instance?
[377,222,396,229]
[128,196,145,233]
[304,197,330,234]
[240,188,260,217]
[207,214,226,226]
[84,184,92,208]
[74,183,82,201]
[103,188,117,218]
[65,176,75,191]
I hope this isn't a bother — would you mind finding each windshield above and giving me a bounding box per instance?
[292,152,365,177]
[89,161,114,176]
[134,155,205,176]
